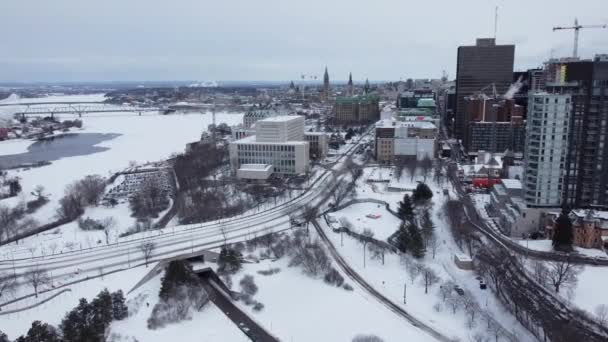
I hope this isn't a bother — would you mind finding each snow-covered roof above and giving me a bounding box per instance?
[232,135,308,145]
[501,179,522,190]
[259,115,302,123]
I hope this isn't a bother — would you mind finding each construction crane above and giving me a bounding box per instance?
[553,18,607,58]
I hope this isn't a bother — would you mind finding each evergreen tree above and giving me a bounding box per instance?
[91,289,113,338]
[420,209,435,247]
[412,183,433,203]
[407,223,425,259]
[111,290,129,320]
[396,222,411,253]
[159,260,197,301]
[552,208,573,251]
[397,194,414,222]
[0,330,9,342]
[61,307,82,342]
[17,321,62,342]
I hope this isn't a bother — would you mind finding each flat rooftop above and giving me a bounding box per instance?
[375,118,436,130]
[259,115,302,123]
[233,135,308,145]
[501,179,522,190]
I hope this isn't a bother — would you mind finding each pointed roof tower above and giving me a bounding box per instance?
[347,72,353,86]
[364,78,370,94]
[323,66,329,84]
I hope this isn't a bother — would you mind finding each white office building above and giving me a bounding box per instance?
[230,116,309,179]
[523,93,571,207]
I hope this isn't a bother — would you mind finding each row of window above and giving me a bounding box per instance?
[237,144,296,152]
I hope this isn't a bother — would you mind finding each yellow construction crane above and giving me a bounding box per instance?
[553,18,607,58]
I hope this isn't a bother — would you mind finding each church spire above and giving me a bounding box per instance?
[322,66,330,102]
[347,72,353,96]
[364,78,370,94]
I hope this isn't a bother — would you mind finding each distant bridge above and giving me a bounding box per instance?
[11,103,162,118]
[0,101,106,107]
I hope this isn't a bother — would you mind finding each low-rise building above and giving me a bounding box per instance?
[545,210,608,249]
[487,179,545,237]
[332,94,380,124]
[229,116,310,179]
[374,119,437,163]
[304,132,329,159]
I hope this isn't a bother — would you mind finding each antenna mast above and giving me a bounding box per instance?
[494,6,498,39]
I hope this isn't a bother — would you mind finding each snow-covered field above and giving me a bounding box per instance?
[572,265,608,314]
[234,256,439,342]
[0,94,243,229]
[333,202,401,240]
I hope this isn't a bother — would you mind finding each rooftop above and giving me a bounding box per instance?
[501,179,522,190]
[233,135,308,145]
[375,118,436,130]
[259,115,302,123]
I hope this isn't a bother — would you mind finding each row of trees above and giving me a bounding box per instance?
[394,156,434,183]
[0,289,128,342]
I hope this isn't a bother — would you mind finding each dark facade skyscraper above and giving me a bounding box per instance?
[454,38,515,140]
[549,56,608,208]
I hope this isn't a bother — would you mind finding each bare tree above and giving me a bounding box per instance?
[101,216,116,244]
[49,242,59,255]
[139,241,156,267]
[352,335,384,342]
[404,158,418,182]
[25,266,50,298]
[406,262,423,285]
[219,222,229,246]
[0,272,17,300]
[368,243,386,265]
[331,179,353,207]
[446,292,461,314]
[594,304,608,327]
[472,333,490,342]
[31,185,46,200]
[546,258,583,293]
[438,281,456,302]
[531,260,549,287]
[420,266,440,294]
[428,234,440,259]
[302,204,319,232]
[420,156,433,183]
[486,318,505,342]
[360,229,374,268]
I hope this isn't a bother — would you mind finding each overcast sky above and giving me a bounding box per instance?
[1,0,607,82]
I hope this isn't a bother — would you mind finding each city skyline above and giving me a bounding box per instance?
[1,0,607,82]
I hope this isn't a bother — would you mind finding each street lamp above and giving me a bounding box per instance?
[403,283,407,304]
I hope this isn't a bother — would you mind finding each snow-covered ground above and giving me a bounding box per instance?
[333,202,401,240]
[572,265,608,315]
[233,253,438,342]
[0,139,34,156]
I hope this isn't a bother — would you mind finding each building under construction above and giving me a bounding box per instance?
[462,95,525,154]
